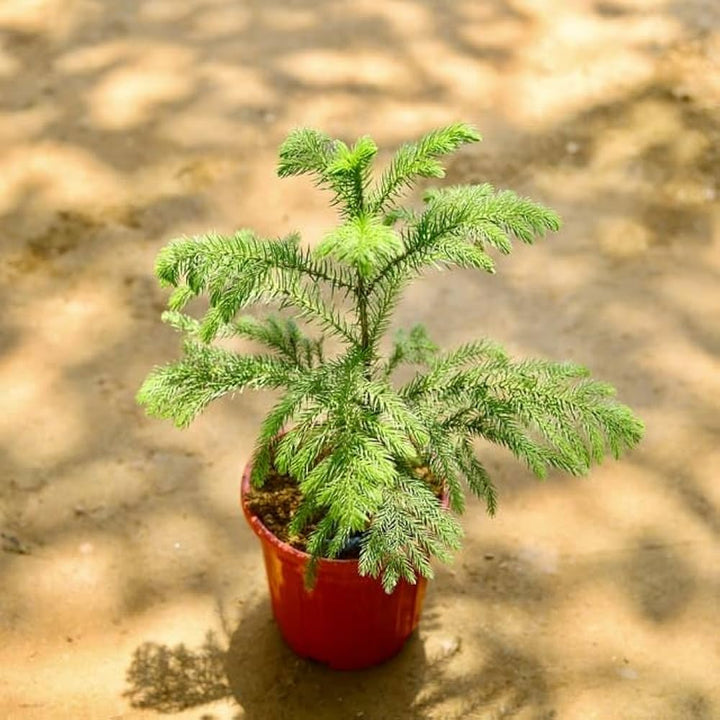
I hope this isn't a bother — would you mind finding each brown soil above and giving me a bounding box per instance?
[244,469,309,550]
[2,2,720,719]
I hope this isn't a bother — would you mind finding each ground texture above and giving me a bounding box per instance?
[1,1,719,718]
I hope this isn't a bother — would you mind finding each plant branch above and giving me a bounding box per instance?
[356,276,373,379]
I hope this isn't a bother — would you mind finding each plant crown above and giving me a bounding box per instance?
[138,123,644,591]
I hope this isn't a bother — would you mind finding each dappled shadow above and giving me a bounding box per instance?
[124,522,720,718]
[1,0,719,716]
[0,0,532,182]
[125,589,554,720]
[225,600,555,720]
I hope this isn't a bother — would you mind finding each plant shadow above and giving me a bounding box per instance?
[124,590,555,719]
[124,630,230,713]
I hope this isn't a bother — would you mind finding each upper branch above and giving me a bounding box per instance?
[369,123,481,213]
[155,231,358,344]
[366,185,561,296]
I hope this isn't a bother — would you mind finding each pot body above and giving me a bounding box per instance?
[240,462,427,670]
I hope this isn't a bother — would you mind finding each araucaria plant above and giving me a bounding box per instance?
[138,123,644,591]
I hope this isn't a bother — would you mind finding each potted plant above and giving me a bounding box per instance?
[137,123,643,670]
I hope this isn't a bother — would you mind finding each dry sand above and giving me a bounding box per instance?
[1,1,719,718]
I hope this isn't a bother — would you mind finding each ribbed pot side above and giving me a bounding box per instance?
[240,460,428,670]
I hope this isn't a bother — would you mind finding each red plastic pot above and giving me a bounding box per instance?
[240,460,428,670]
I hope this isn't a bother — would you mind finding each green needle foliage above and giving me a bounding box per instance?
[138,123,644,592]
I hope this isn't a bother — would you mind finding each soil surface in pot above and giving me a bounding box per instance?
[244,461,442,557]
[244,468,314,552]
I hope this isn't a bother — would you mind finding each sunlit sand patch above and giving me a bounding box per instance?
[0,104,57,144]
[245,4,320,33]
[0,593,228,719]
[278,50,414,89]
[456,17,526,52]
[0,45,20,77]
[659,274,720,323]
[0,143,125,215]
[88,44,196,130]
[540,557,719,709]
[508,9,679,126]
[551,617,720,719]
[229,157,337,236]
[502,245,599,296]
[576,690,716,720]
[24,287,132,363]
[570,462,719,544]
[0,365,86,467]
[638,405,715,458]
[163,112,257,150]
[0,285,134,465]
[408,39,498,106]
[662,32,720,112]
[0,0,98,37]
[597,217,650,258]
[139,0,194,23]
[198,62,274,107]
[54,39,128,74]
[190,3,251,36]
[371,104,471,142]
[3,537,122,633]
[643,338,720,397]
[514,51,658,124]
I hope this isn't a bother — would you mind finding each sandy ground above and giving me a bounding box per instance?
[1,0,719,718]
